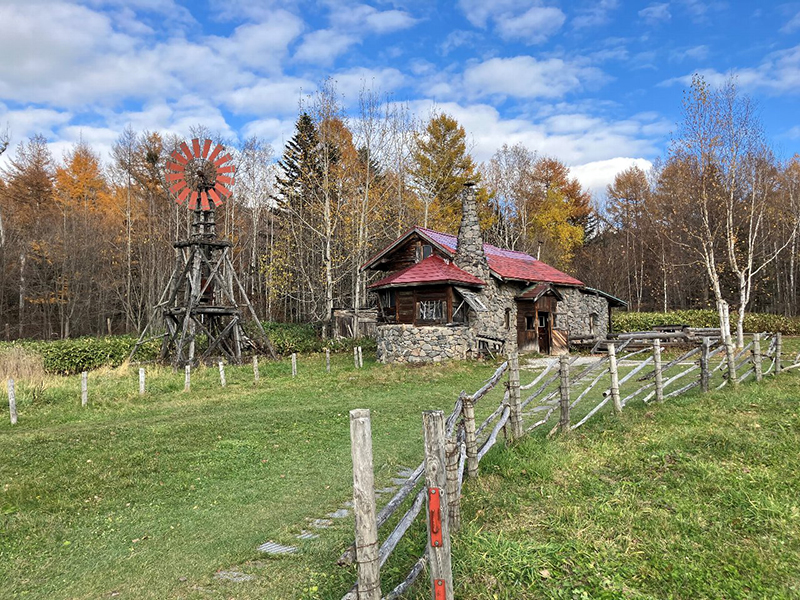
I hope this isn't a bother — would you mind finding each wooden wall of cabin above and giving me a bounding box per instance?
[516,295,558,354]
[391,285,453,325]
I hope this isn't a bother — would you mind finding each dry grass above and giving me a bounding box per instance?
[0,346,46,384]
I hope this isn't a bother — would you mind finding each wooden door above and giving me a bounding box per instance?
[516,300,538,352]
[537,312,551,354]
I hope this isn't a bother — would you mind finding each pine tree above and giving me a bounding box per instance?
[275,113,322,207]
[409,113,486,232]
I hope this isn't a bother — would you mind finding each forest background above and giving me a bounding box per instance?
[0,75,798,348]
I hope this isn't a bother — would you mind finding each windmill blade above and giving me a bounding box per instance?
[180,142,193,162]
[213,153,232,167]
[188,192,199,211]
[176,187,190,205]
[166,172,185,182]
[166,161,185,172]
[191,138,201,158]
[216,165,235,174]
[170,150,189,166]
[208,188,223,207]
[200,192,211,211]
[169,181,187,194]
[216,175,234,185]
[214,183,232,198]
[208,144,223,163]
[202,139,212,159]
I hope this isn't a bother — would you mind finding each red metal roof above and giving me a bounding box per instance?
[391,227,585,287]
[368,254,486,289]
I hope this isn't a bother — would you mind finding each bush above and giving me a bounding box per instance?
[613,309,800,335]
[260,321,375,355]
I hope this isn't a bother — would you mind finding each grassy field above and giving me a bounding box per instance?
[0,352,505,600]
[1,342,799,599]
[443,367,800,600]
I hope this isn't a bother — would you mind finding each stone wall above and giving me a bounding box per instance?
[554,288,609,339]
[376,324,474,364]
[469,279,521,352]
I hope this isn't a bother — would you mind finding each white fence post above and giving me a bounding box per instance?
[218,361,226,387]
[7,379,17,425]
[184,364,191,391]
[81,371,88,407]
[139,368,146,395]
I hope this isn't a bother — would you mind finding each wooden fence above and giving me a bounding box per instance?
[342,331,799,599]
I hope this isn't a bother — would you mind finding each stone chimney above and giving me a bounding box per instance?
[454,182,491,282]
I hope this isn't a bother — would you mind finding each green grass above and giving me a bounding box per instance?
[2,342,799,600]
[0,352,504,600]
[428,367,800,599]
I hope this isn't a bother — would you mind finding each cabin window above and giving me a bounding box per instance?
[525,315,535,330]
[418,300,444,323]
[589,312,597,335]
[452,300,468,324]
[538,313,548,328]
[422,244,433,259]
[379,290,396,309]
[505,308,511,329]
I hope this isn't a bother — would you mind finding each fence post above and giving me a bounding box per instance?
[354,347,359,369]
[462,394,478,478]
[422,410,454,600]
[776,332,783,374]
[81,371,88,407]
[326,348,331,373]
[653,339,664,403]
[559,355,570,433]
[253,356,260,384]
[445,439,460,532]
[218,361,226,387]
[7,379,17,425]
[292,353,297,378]
[358,346,364,369]
[752,333,763,382]
[349,409,381,600]
[184,364,191,391]
[507,353,523,440]
[700,337,710,393]
[139,368,146,395]
[608,344,621,413]
[725,338,737,386]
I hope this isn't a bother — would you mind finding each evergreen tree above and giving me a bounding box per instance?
[275,113,322,207]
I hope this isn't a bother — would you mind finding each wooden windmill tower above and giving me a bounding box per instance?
[131,138,276,366]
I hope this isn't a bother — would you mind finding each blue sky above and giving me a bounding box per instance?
[1,0,800,195]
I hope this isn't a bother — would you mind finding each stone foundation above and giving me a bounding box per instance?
[376,324,474,364]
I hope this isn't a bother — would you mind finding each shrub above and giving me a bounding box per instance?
[613,309,800,335]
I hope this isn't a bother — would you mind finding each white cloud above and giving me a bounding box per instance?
[781,11,800,34]
[223,78,316,116]
[463,56,605,100]
[458,0,565,44]
[638,3,671,25]
[573,0,619,30]
[404,100,663,167]
[570,157,653,197]
[331,68,408,104]
[330,4,418,34]
[662,44,800,95]
[217,11,305,72]
[294,29,359,65]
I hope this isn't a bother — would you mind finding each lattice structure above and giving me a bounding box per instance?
[131,139,276,366]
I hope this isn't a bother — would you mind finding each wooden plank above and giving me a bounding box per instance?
[653,339,664,403]
[558,355,570,433]
[463,395,478,478]
[753,333,763,382]
[608,344,621,413]
[507,353,522,440]
[422,411,453,600]
[349,409,381,600]
[81,372,88,407]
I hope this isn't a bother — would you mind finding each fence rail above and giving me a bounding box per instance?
[342,331,798,599]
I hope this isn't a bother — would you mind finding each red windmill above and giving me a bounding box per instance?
[131,139,276,366]
[165,139,236,211]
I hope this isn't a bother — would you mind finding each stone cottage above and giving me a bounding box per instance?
[362,183,626,363]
